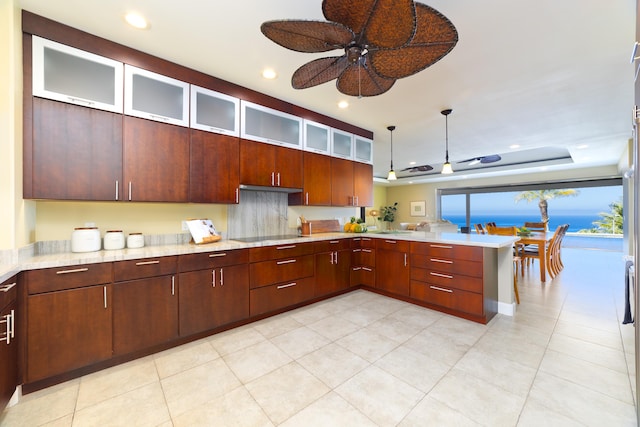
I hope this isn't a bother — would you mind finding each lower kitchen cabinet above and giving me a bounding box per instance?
[0,276,18,412]
[314,239,351,297]
[26,284,112,383]
[249,276,314,316]
[375,239,410,296]
[350,237,375,287]
[178,263,249,337]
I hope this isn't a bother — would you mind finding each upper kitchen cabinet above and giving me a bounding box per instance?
[241,101,302,149]
[190,130,240,204]
[190,86,240,136]
[32,36,123,113]
[239,139,303,189]
[331,128,353,160]
[303,120,331,155]
[124,65,189,127]
[354,135,374,164]
[331,157,373,207]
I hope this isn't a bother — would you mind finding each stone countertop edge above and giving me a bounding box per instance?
[0,232,518,283]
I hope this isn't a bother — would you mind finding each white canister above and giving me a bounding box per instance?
[103,230,125,250]
[71,227,101,253]
[127,233,145,249]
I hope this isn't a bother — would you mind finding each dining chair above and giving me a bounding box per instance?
[523,221,548,232]
[486,225,521,303]
[474,223,486,234]
[520,224,567,280]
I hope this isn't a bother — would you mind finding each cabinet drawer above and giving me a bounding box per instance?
[114,256,177,282]
[351,266,375,287]
[411,268,483,293]
[410,254,482,277]
[376,238,410,252]
[314,239,350,253]
[411,242,483,261]
[249,242,314,262]
[352,236,375,249]
[352,248,375,267]
[250,276,314,316]
[179,249,248,272]
[27,263,113,294]
[410,280,483,315]
[250,254,314,289]
[0,275,17,310]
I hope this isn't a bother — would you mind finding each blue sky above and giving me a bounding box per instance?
[442,186,622,215]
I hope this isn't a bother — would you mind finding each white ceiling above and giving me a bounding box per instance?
[19,0,637,184]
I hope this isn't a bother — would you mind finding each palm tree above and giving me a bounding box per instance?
[514,189,579,223]
[581,200,623,234]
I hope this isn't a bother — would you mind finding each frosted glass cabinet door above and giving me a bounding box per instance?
[124,65,189,127]
[303,120,330,154]
[32,36,123,113]
[354,136,374,164]
[240,101,302,148]
[190,86,239,136]
[331,129,354,159]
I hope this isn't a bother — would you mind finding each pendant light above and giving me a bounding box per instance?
[387,125,397,180]
[441,109,453,174]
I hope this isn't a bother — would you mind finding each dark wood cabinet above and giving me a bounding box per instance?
[331,157,373,207]
[28,98,122,200]
[190,130,240,204]
[351,237,376,287]
[240,139,302,189]
[123,116,190,202]
[375,239,410,296]
[0,276,18,412]
[178,250,249,336]
[288,151,332,206]
[353,161,373,207]
[112,257,178,355]
[314,239,351,297]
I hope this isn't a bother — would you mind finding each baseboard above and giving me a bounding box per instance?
[498,301,516,316]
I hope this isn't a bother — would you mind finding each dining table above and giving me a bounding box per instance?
[518,231,553,282]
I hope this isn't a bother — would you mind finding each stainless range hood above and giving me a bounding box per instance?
[239,184,302,193]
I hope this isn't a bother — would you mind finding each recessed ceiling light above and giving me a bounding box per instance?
[576,144,589,149]
[338,100,349,109]
[262,68,277,79]
[509,144,520,149]
[409,161,416,165]
[125,12,149,29]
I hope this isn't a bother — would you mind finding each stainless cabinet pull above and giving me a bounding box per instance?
[362,238,372,241]
[277,282,297,289]
[171,276,175,295]
[103,286,107,309]
[220,268,224,286]
[276,245,296,250]
[335,251,339,263]
[430,285,453,293]
[150,114,170,122]
[430,272,454,279]
[128,181,132,201]
[352,266,361,271]
[330,252,334,264]
[0,310,13,344]
[277,172,281,186]
[212,269,216,287]
[430,244,452,249]
[362,249,372,253]
[209,253,227,258]
[67,96,94,106]
[431,258,453,264]
[0,282,16,292]
[115,180,119,200]
[9,309,14,342]
[271,172,275,186]
[330,240,340,244]
[56,268,89,275]
[404,253,407,267]
[135,260,160,266]
[277,259,296,265]
[305,192,309,205]
[352,248,362,253]
[362,267,373,272]
[235,188,239,203]
[354,196,358,206]
[385,240,397,244]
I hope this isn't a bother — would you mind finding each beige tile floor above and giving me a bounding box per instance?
[1,248,637,426]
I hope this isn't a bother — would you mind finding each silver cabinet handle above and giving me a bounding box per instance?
[276,245,296,250]
[404,253,407,267]
[362,249,372,253]
[271,172,275,186]
[209,253,227,258]
[430,258,453,264]
[212,269,216,287]
[67,96,95,106]
[362,267,373,272]
[352,249,362,253]
[136,260,160,266]
[277,172,281,186]
[277,282,297,289]
[149,114,170,122]
[352,266,361,271]
[385,240,397,244]
[330,240,340,244]
[430,272,454,279]
[430,285,453,293]
[0,282,16,292]
[103,286,107,309]
[115,180,119,200]
[277,259,297,265]
[56,268,89,275]
[330,252,334,264]
[305,192,309,205]
[335,251,339,263]
[220,268,224,286]
[430,244,452,249]
[362,238,372,241]
[128,181,132,201]
[354,196,358,206]
[0,310,14,344]
[235,188,239,203]
[171,276,175,295]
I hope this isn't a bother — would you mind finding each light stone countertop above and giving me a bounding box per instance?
[0,231,518,283]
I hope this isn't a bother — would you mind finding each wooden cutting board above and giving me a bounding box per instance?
[306,219,341,233]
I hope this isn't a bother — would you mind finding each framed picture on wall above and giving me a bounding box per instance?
[410,201,426,217]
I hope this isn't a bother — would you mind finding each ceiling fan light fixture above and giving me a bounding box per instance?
[387,125,397,181]
[441,109,453,174]
[468,158,481,166]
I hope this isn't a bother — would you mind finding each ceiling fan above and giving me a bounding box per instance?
[457,155,502,166]
[260,0,458,97]
[401,164,433,173]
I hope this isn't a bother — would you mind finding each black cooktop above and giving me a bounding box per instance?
[231,235,301,243]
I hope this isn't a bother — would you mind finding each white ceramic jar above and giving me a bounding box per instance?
[103,230,125,250]
[127,232,145,249]
[71,227,101,253]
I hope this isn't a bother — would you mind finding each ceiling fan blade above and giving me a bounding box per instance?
[322,0,415,48]
[292,56,349,89]
[400,164,433,172]
[369,3,458,79]
[336,63,395,96]
[480,154,502,163]
[261,20,354,53]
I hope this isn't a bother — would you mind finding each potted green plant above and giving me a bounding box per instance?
[378,202,398,230]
